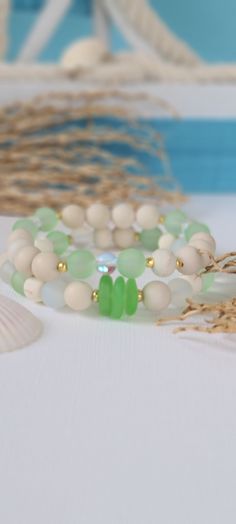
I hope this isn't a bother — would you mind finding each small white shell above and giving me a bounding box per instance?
[61,37,109,70]
[0,295,42,353]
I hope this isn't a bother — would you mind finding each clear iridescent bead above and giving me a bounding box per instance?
[97,252,117,274]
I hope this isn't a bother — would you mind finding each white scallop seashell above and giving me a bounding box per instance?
[0,295,42,353]
[61,37,110,70]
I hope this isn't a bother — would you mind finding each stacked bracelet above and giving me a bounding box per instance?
[0,203,216,319]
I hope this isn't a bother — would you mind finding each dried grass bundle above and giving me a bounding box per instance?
[0,90,183,216]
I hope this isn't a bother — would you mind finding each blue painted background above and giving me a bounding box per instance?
[5,1,236,192]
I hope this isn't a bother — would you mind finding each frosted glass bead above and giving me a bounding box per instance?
[169,278,193,307]
[171,238,186,254]
[188,238,213,266]
[140,228,161,251]
[32,252,59,281]
[190,232,216,253]
[61,204,85,229]
[67,250,96,279]
[8,238,32,263]
[158,233,175,250]
[24,277,43,302]
[112,203,135,229]
[47,231,69,255]
[182,274,202,294]
[94,228,113,249]
[41,280,67,309]
[164,210,187,236]
[64,281,92,311]
[35,207,58,232]
[14,246,39,277]
[7,228,33,247]
[184,222,210,242]
[34,237,53,253]
[201,273,215,292]
[143,281,171,312]
[0,260,15,284]
[11,271,26,295]
[113,228,135,248]
[117,248,146,278]
[176,245,203,275]
[86,203,110,229]
[152,248,176,277]
[12,218,38,239]
[136,204,159,229]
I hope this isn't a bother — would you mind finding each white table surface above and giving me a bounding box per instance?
[0,195,236,524]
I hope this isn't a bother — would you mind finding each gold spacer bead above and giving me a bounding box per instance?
[57,212,62,220]
[138,289,143,302]
[159,214,165,224]
[176,257,184,269]
[146,256,154,269]
[67,234,73,245]
[57,261,68,273]
[92,289,99,303]
[134,231,140,241]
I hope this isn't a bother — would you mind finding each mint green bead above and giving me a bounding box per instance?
[11,271,26,296]
[117,248,146,278]
[47,231,69,255]
[35,207,58,232]
[111,277,126,319]
[12,218,37,239]
[126,278,138,316]
[164,209,187,236]
[184,222,210,242]
[99,275,113,316]
[140,227,162,251]
[68,250,96,279]
[201,273,215,292]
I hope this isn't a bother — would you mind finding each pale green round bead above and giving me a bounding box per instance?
[140,227,162,251]
[12,218,37,239]
[41,280,66,309]
[47,231,69,255]
[68,250,96,279]
[117,248,146,278]
[201,273,215,292]
[164,210,187,236]
[11,271,26,295]
[184,222,210,242]
[35,207,58,232]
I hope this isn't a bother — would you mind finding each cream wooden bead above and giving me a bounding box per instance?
[61,204,85,229]
[176,245,203,275]
[32,252,59,282]
[158,233,175,250]
[188,238,213,266]
[64,281,92,311]
[34,237,53,252]
[24,277,43,302]
[113,228,135,248]
[14,246,39,277]
[7,228,33,247]
[136,204,159,229]
[190,232,216,253]
[152,248,176,277]
[94,228,113,249]
[112,203,135,229]
[86,203,110,229]
[182,274,202,294]
[8,238,32,263]
[143,281,171,312]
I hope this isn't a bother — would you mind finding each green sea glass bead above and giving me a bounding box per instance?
[111,276,126,319]
[126,278,138,316]
[35,207,58,232]
[47,231,69,255]
[140,227,162,251]
[184,222,210,242]
[68,250,96,279]
[99,274,113,316]
[164,210,187,236]
[201,273,215,292]
[12,218,37,239]
[117,248,146,278]
[11,271,26,295]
